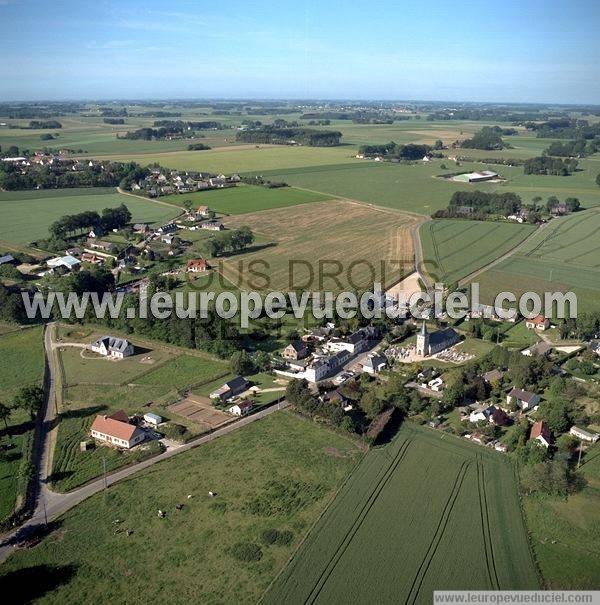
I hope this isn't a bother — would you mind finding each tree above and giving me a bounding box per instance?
[252,350,271,372]
[596,173,600,187]
[230,350,255,375]
[520,460,570,496]
[359,389,385,420]
[13,384,44,422]
[0,401,12,439]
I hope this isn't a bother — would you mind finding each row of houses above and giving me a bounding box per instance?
[131,168,240,197]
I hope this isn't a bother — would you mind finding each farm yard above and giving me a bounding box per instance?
[0,187,179,245]
[420,219,536,285]
[0,326,45,524]
[265,424,539,604]
[50,330,230,492]
[0,412,361,604]
[220,199,421,292]
[470,208,600,314]
[161,183,332,215]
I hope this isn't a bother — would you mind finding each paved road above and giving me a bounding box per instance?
[0,324,289,563]
[411,218,432,291]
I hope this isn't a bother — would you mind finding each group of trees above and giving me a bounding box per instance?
[236,126,342,147]
[103,118,125,125]
[49,203,131,239]
[524,156,578,176]
[557,312,600,340]
[204,226,255,257]
[434,190,524,219]
[358,142,432,160]
[0,159,149,191]
[187,143,211,151]
[544,138,600,158]
[460,127,508,150]
[27,120,62,129]
[528,118,600,140]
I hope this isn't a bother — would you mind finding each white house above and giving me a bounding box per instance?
[143,412,163,427]
[362,352,387,374]
[90,411,145,449]
[507,388,540,411]
[47,255,81,272]
[469,404,495,424]
[427,377,444,392]
[228,400,253,416]
[90,335,134,359]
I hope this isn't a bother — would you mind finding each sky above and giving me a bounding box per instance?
[0,0,599,104]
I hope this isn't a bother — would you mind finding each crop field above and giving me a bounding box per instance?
[219,199,421,292]
[0,188,179,244]
[0,412,361,604]
[161,183,332,215]
[97,144,358,174]
[265,423,539,604]
[254,160,524,215]
[52,337,229,492]
[523,444,600,589]
[420,219,536,285]
[0,326,45,523]
[470,209,600,314]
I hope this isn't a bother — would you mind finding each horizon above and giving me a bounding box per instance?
[1,0,599,104]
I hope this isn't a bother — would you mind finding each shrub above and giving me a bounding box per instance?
[228,541,263,562]
[261,528,294,546]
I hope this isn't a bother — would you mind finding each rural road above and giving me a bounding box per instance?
[0,325,289,564]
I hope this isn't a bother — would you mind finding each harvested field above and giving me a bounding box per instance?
[219,199,421,292]
[169,394,232,428]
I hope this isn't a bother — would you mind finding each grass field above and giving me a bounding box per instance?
[0,412,361,604]
[0,188,179,245]
[51,334,229,492]
[523,444,600,589]
[161,183,332,215]
[218,199,421,292]
[470,208,600,314]
[0,327,45,523]
[265,423,539,604]
[420,219,536,285]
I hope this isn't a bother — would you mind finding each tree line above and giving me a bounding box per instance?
[49,204,132,239]
[358,142,432,160]
[203,226,255,257]
[524,156,578,176]
[236,127,342,147]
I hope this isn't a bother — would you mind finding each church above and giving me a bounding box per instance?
[416,322,460,357]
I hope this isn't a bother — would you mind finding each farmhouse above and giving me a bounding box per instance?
[90,335,134,359]
[570,426,600,443]
[327,326,379,355]
[80,252,104,265]
[530,420,553,448]
[304,358,331,383]
[283,340,309,360]
[210,375,250,401]
[157,223,177,235]
[416,323,460,357]
[85,238,113,252]
[507,387,540,411]
[482,369,504,384]
[469,404,496,424]
[186,259,209,273]
[133,223,150,234]
[201,220,224,231]
[90,411,145,449]
[195,205,211,217]
[228,400,253,416]
[521,341,552,357]
[525,315,550,331]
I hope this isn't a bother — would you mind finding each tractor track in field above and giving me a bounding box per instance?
[476,455,500,590]
[405,460,470,605]
[305,436,414,605]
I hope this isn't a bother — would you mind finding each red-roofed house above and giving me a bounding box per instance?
[186,259,209,273]
[90,411,145,449]
[530,420,553,448]
[525,315,550,331]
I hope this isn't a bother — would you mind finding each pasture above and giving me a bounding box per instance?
[523,444,600,589]
[161,183,331,215]
[265,423,539,604]
[470,209,600,314]
[420,219,536,285]
[0,412,361,604]
[0,188,179,245]
[0,326,45,523]
[219,199,421,292]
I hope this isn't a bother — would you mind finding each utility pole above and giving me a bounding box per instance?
[577,445,583,469]
[42,495,48,526]
[102,457,108,490]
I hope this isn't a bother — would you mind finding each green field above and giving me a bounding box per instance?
[0,412,361,604]
[420,219,536,284]
[161,183,331,215]
[0,188,179,245]
[265,423,539,604]
[0,327,45,523]
[471,208,600,314]
[523,445,600,589]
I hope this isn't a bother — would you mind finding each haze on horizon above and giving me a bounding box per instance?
[1,0,599,105]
